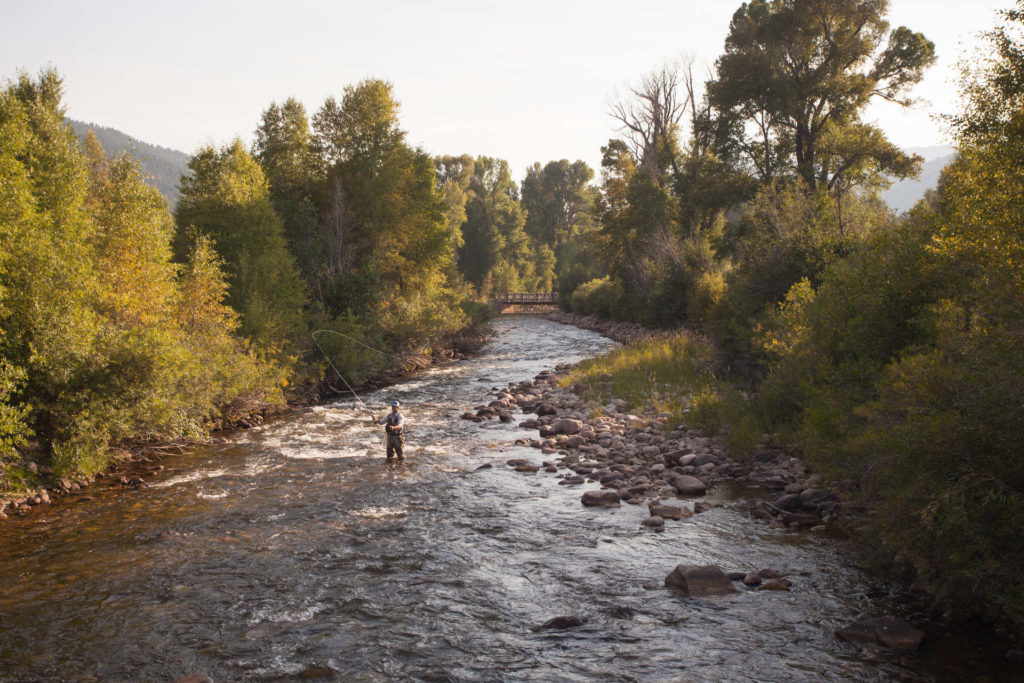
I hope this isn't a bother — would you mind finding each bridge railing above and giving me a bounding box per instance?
[490,292,557,304]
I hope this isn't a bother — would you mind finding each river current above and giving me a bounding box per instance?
[0,317,1006,681]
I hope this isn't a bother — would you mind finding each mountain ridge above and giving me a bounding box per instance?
[67,119,189,208]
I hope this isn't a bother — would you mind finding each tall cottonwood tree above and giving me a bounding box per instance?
[708,0,935,191]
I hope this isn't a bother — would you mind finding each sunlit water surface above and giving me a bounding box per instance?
[0,317,1005,681]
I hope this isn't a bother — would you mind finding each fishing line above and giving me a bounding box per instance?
[310,329,406,415]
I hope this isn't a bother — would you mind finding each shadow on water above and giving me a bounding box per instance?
[0,316,1013,681]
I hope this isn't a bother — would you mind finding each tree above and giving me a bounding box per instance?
[520,159,598,249]
[609,61,689,184]
[457,156,539,292]
[253,98,320,282]
[708,0,935,191]
[175,139,308,352]
[312,79,402,172]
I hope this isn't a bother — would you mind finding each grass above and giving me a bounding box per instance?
[562,331,766,456]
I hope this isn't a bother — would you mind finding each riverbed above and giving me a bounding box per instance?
[0,316,1004,681]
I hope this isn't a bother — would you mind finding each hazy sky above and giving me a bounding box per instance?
[0,0,1011,178]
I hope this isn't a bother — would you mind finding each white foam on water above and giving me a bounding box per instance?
[349,506,407,519]
[196,490,228,500]
[247,602,327,625]
[280,444,370,460]
[153,468,229,488]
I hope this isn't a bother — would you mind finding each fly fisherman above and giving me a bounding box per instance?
[372,401,405,460]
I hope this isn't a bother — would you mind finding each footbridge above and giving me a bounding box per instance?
[489,292,558,314]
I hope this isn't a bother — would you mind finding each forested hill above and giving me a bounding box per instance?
[67,119,188,207]
[881,145,956,212]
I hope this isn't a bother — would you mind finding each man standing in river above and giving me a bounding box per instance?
[372,401,405,460]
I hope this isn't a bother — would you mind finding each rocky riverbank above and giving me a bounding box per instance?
[545,311,672,344]
[464,361,928,651]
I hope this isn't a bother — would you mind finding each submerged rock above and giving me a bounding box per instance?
[664,564,738,597]
[648,503,692,520]
[535,615,585,630]
[836,615,925,651]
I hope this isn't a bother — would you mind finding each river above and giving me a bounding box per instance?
[0,316,1007,681]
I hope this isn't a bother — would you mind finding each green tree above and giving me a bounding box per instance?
[311,81,466,346]
[253,98,320,285]
[175,139,308,352]
[708,0,934,191]
[521,159,598,248]
[458,156,535,293]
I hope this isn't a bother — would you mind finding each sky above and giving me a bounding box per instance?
[0,0,1012,179]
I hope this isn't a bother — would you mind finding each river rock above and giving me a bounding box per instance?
[461,412,482,422]
[298,661,338,679]
[742,572,762,587]
[174,675,214,683]
[475,463,493,470]
[641,515,665,528]
[553,418,582,435]
[536,402,558,416]
[581,490,621,507]
[757,578,792,591]
[774,493,804,512]
[664,564,738,597]
[515,464,539,473]
[836,620,879,645]
[498,412,514,423]
[871,616,926,650]
[800,488,829,506]
[648,503,691,520]
[559,475,585,485]
[836,615,925,650]
[673,475,707,495]
[536,615,585,630]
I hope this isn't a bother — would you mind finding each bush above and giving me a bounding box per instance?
[569,276,623,317]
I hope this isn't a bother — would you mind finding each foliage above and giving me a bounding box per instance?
[0,69,290,483]
[564,332,763,454]
[68,119,189,207]
[739,2,1024,627]
[707,0,933,191]
[175,139,308,353]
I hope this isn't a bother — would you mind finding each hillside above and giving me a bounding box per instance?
[67,119,188,207]
[881,146,956,213]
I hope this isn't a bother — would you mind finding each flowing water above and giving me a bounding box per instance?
[0,317,1008,682]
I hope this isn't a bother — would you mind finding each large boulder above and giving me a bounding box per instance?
[581,490,622,507]
[664,564,737,597]
[553,418,583,435]
[673,475,707,495]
